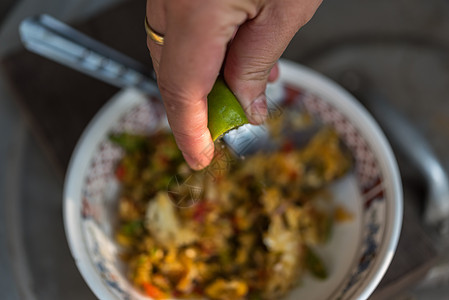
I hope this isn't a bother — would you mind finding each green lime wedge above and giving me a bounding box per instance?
[207,77,249,141]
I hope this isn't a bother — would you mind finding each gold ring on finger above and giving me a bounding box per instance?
[145,16,164,46]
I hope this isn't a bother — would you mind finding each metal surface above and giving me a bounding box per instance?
[20,14,280,157]
[20,14,158,95]
[0,70,23,300]
[339,72,449,226]
[0,2,124,299]
[2,0,449,299]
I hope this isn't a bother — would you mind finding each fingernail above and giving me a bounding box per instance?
[182,152,202,170]
[249,94,268,125]
[183,150,214,170]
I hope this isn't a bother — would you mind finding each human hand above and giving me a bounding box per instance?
[146,0,322,169]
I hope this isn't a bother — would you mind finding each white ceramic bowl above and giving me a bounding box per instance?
[64,60,402,300]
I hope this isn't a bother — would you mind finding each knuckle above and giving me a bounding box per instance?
[172,127,212,158]
[173,127,210,145]
[157,80,189,109]
[240,64,272,82]
[228,57,275,83]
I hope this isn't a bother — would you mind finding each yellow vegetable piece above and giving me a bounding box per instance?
[207,77,249,141]
[334,205,354,222]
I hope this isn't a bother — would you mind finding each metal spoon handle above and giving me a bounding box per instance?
[18,14,261,158]
[19,14,158,95]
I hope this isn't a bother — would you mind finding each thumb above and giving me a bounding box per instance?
[224,2,314,124]
[224,26,276,125]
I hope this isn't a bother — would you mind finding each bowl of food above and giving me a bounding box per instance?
[64,60,402,300]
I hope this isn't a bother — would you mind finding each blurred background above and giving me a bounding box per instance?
[1,0,449,299]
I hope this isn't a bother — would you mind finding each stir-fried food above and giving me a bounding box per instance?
[111,126,352,300]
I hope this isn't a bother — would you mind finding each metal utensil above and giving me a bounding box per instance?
[19,14,158,95]
[19,14,316,159]
[339,71,449,227]
[19,14,275,157]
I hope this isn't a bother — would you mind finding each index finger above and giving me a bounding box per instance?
[156,2,247,169]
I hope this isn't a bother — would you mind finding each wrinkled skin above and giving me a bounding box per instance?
[146,0,323,169]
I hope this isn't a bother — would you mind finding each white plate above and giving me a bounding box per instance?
[64,60,402,300]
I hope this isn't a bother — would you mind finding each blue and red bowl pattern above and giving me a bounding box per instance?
[80,84,386,300]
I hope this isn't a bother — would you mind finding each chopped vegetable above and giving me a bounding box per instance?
[334,205,354,222]
[109,133,148,153]
[305,246,328,280]
[143,282,166,299]
[205,279,248,300]
[113,123,351,299]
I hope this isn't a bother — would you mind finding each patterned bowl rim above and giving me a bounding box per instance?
[63,60,402,300]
